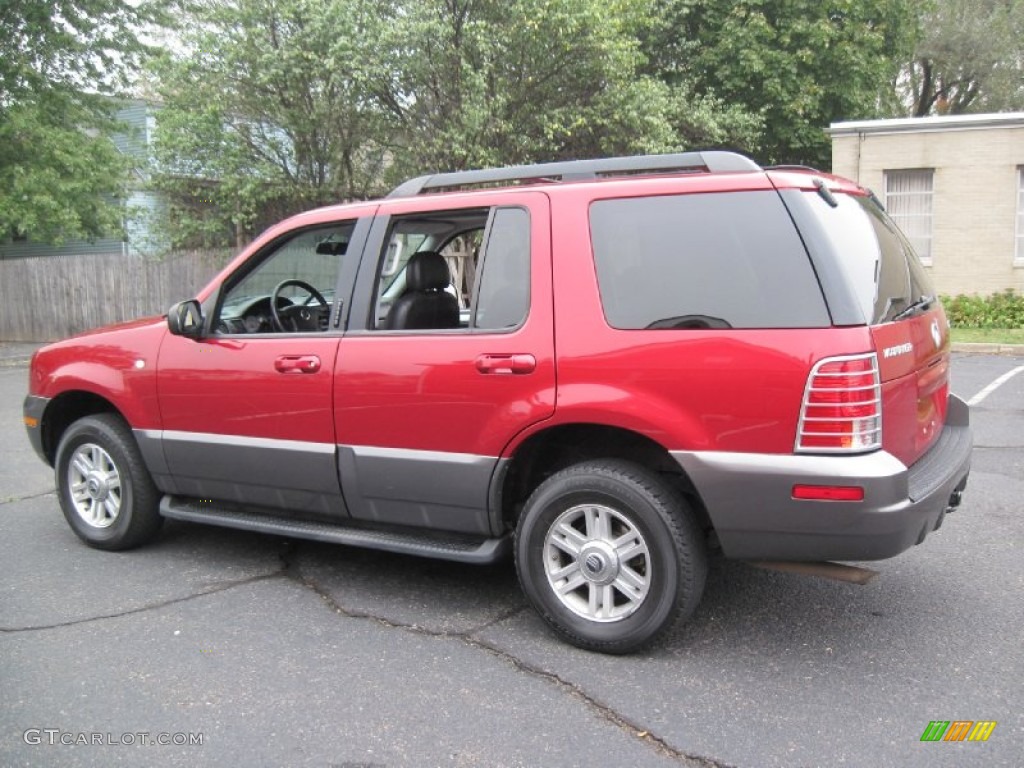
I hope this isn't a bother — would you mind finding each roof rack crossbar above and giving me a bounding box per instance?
[387,151,761,198]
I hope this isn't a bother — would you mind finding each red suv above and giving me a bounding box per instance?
[24,152,972,653]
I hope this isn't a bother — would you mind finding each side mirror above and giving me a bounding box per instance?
[167,299,205,339]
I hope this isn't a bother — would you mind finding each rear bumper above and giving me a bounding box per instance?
[672,394,972,561]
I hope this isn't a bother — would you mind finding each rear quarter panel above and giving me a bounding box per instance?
[536,177,878,455]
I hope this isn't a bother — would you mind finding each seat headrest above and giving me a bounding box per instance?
[405,251,451,291]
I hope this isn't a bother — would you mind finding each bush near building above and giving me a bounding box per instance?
[942,290,1024,329]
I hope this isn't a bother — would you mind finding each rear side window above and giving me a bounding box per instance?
[805,192,936,325]
[589,191,829,330]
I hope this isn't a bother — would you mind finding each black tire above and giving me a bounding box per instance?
[514,459,707,654]
[54,413,163,551]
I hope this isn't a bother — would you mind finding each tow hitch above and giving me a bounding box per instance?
[946,477,968,513]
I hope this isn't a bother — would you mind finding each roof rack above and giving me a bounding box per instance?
[387,151,762,198]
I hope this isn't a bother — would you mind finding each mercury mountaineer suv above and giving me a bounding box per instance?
[23,151,973,653]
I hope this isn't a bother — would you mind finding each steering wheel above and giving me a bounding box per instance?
[270,279,330,332]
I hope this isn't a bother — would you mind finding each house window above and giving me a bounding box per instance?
[885,169,934,264]
[1016,168,1024,266]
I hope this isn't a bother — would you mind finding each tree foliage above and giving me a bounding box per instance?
[639,0,916,167]
[0,1,159,244]
[0,99,131,243]
[151,0,392,247]
[373,0,759,176]
[152,0,760,246]
[149,0,1024,247]
[6,0,1024,249]
[899,0,1024,116]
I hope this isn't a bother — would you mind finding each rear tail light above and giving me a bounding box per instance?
[796,353,881,453]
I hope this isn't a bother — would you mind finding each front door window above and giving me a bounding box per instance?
[216,223,354,334]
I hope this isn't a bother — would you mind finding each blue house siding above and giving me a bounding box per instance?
[111,102,150,158]
[125,188,167,256]
[0,238,125,260]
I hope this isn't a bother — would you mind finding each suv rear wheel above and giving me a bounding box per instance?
[55,414,163,550]
[514,459,707,653]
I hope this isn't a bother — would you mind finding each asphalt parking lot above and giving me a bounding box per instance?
[1,351,1021,768]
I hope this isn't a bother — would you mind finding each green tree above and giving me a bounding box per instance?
[152,0,760,246]
[900,0,1024,116]
[374,0,759,177]
[640,0,917,167]
[152,0,393,247]
[0,1,159,243]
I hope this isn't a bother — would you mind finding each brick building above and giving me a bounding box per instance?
[829,113,1024,297]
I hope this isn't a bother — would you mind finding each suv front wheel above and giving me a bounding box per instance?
[55,413,163,551]
[515,459,707,653]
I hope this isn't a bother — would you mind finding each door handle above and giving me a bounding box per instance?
[275,355,321,374]
[475,353,536,375]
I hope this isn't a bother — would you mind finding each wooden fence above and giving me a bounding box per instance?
[0,249,234,342]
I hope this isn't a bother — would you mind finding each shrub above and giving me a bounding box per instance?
[941,290,1024,329]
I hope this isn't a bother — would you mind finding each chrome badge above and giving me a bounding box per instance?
[931,319,942,349]
[883,342,913,359]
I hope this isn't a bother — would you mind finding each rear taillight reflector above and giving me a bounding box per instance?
[796,353,881,453]
[792,485,865,502]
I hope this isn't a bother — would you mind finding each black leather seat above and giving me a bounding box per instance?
[384,251,460,330]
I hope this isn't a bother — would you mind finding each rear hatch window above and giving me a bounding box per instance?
[809,192,936,325]
[805,191,949,465]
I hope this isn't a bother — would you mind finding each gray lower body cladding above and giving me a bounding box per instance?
[22,395,49,463]
[672,394,973,562]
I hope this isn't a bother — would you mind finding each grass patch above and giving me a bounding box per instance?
[950,327,1024,345]
[942,291,1023,345]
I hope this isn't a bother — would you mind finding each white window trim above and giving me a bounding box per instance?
[1015,167,1024,268]
[885,169,934,266]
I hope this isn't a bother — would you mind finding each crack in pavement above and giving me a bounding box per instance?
[2,535,734,766]
[280,542,734,768]
[1,541,309,633]
[0,489,55,506]
[466,603,531,634]
[458,635,734,768]
[0,570,285,633]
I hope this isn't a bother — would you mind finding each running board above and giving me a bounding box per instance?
[159,497,510,564]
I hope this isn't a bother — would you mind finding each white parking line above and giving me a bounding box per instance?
[968,365,1024,406]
